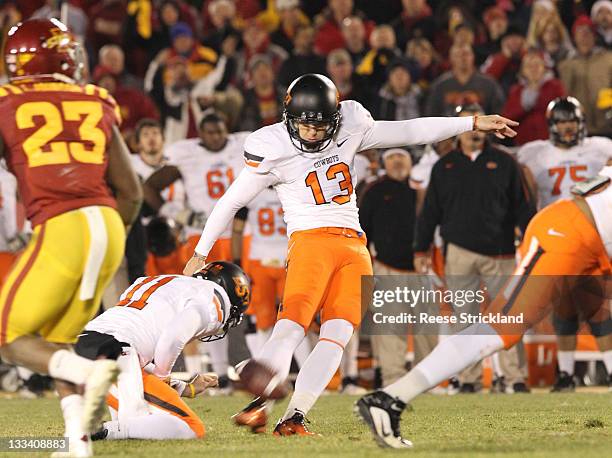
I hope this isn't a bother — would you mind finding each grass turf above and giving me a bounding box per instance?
[0,391,611,457]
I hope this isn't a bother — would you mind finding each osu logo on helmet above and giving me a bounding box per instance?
[4,18,85,83]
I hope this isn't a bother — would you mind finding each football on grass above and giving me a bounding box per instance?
[237,360,289,400]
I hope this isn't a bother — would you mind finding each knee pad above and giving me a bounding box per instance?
[588,318,612,337]
[553,315,580,335]
[319,319,354,349]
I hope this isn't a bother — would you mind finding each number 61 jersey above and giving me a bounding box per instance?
[0,81,120,227]
[244,100,375,236]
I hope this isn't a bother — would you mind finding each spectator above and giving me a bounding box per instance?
[406,37,444,90]
[559,15,612,136]
[432,3,481,59]
[356,24,400,92]
[592,0,612,49]
[452,22,476,48]
[326,48,370,107]
[360,149,436,385]
[236,19,288,89]
[314,0,372,55]
[502,50,566,145]
[98,44,142,89]
[238,56,283,131]
[425,44,505,116]
[374,58,422,121]
[341,16,369,65]
[481,26,527,95]
[475,6,508,65]
[93,65,160,147]
[203,0,240,52]
[526,12,574,68]
[391,0,436,51]
[278,26,326,90]
[270,0,310,53]
[414,104,535,393]
[86,0,127,58]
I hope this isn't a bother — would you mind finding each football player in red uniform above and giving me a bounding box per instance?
[0,18,142,457]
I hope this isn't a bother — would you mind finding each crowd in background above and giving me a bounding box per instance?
[0,0,612,395]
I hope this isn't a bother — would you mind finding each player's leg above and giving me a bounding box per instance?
[245,261,278,358]
[101,372,204,440]
[275,233,372,434]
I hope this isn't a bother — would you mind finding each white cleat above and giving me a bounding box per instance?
[81,359,119,435]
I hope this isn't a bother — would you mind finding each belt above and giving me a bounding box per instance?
[295,227,364,238]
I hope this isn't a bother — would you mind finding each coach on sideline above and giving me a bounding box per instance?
[413,103,536,393]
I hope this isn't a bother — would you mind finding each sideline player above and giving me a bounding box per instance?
[356,166,612,448]
[0,18,142,457]
[75,262,250,441]
[518,97,612,391]
[183,73,519,434]
[144,111,250,384]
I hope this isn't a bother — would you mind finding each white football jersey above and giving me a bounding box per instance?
[165,133,249,238]
[586,166,612,258]
[246,187,287,265]
[0,162,18,251]
[517,137,612,208]
[130,154,186,205]
[244,101,384,236]
[85,275,231,371]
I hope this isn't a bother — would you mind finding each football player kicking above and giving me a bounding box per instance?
[517,97,612,391]
[182,73,518,435]
[0,19,142,457]
[356,166,612,448]
[75,262,250,441]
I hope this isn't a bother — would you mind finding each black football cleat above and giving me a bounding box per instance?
[273,411,316,436]
[551,371,575,392]
[354,391,412,449]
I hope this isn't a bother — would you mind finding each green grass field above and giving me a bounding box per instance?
[1,391,611,457]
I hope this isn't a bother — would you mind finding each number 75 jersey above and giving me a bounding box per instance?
[0,81,120,227]
[517,137,612,209]
[243,100,375,236]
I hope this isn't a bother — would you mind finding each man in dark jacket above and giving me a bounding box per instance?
[414,104,536,393]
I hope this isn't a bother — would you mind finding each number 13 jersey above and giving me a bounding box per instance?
[0,81,121,227]
[244,100,375,236]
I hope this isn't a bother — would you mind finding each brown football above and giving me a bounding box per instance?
[238,360,289,400]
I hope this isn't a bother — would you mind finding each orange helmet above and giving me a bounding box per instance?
[4,18,85,83]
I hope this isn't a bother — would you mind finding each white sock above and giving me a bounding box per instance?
[384,324,504,404]
[293,336,312,369]
[244,332,260,357]
[207,338,229,376]
[557,351,575,375]
[258,319,306,381]
[16,366,33,380]
[104,414,196,440]
[491,353,503,378]
[48,349,94,385]
[282,319,353,420]
[61,394,86,439]
[256,329,272,355]
[340,333,359,379]
[602,350,612,375]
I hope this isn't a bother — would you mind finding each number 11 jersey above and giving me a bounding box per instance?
[0,81,120,226]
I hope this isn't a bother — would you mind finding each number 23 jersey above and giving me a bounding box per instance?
[0,82,120,226]
[517,137,612,209]
[244,100,374,236]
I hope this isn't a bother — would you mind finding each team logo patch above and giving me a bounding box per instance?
[486,161,498,169]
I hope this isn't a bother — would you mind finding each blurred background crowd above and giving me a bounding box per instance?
[0,0,611,397]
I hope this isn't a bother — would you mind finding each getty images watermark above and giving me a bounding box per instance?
[370,284,524,326]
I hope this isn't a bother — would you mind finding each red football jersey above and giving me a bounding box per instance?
[0,81,121,226]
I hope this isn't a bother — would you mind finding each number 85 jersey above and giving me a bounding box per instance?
[244,100,375,236]
[0,81,120,227]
